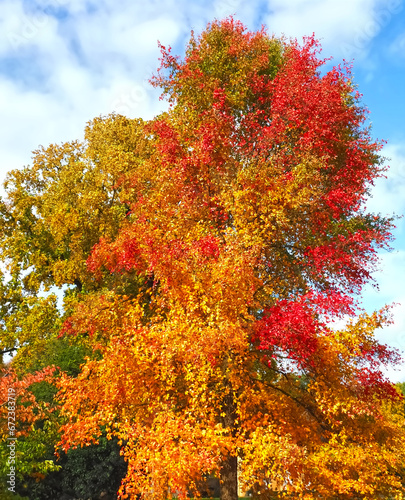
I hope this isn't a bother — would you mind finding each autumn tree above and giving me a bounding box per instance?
[0,115,150,498]
[0,114,152,364]
[54,19,405,499]
[0,116,151,498]
[0,366,60,490]
[2,18,405,500]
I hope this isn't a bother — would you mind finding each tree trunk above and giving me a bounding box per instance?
[220,454,238,500]
[220,377,238,500]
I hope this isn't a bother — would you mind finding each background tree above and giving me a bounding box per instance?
[0,115,149,499]
[0,114,151,362]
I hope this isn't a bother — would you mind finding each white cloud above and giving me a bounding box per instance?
[365,143,405,233]
[0,78,68,176]
[263,0,403,61]
[213,0,242,21]
[362,250,405,311]
[0,0,182,181]
[360,142,405,382]
[389,31,405,58]
[0,2,26,54]
[0,4,61,56]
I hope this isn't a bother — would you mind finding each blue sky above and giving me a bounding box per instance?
[0,0,404,379]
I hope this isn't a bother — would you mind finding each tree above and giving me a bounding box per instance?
[0,115,148,498]
[2,18,405,500]
[0,366,60,490]
[0,114,150,363]
[13,435,127,500]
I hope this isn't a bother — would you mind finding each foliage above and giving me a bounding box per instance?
[0,113,147,499]
[0,114,150,361]
[0,367,60,484]
[14,435,126,500]
[1,17,404,500]
[0,492,28,500]
[0,345,126,500]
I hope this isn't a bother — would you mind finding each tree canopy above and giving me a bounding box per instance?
[1,18,405,500]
